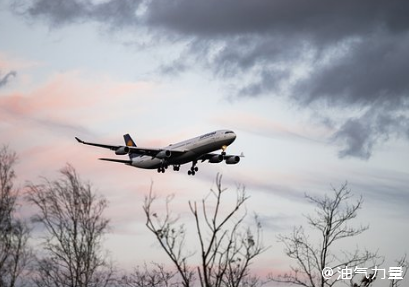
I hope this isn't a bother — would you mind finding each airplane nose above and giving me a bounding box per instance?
[230,132,236,143]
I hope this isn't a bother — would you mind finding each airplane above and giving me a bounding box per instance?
[75,129,243,176]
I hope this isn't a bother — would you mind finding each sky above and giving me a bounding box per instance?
[1,0,408,286]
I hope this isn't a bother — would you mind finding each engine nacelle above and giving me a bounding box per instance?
[208,154,223,163]
[115,146,129,155]
[225,156,240,164]
[156,150,171,159]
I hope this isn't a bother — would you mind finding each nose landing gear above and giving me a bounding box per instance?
[221,145,227,156]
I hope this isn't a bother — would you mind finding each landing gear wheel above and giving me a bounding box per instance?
[188,160,198,176]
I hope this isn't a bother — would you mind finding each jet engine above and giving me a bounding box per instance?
[156,150,172,159]
[115,146,129,155]
[225,156,240,164]
[208,154,224,163]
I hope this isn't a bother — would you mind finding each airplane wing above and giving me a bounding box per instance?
[75,137,185,157]
[75,137,120,150]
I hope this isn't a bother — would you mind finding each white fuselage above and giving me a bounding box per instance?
[131,130,236,169]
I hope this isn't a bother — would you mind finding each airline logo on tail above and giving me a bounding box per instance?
[123,134,136,147]
[123,134,138,159]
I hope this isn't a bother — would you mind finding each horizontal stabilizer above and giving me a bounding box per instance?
[75,137,84,143]
[99,158,132,164]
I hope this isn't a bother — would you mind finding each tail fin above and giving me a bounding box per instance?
[124,134,137,147]
[123,134,138,159]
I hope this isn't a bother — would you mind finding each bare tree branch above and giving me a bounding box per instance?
[0,145,31,287]
[270,183,380,287]
[143,174,267,287]
[389,254,408,287]
[119,262,178,287]
[144,185,195,287]
[26,164,114,287]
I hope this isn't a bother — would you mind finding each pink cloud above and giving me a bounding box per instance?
[0,52,43,71]
[0,70,158,153]
[1,71,152,119]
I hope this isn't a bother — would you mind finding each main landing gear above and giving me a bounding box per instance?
[157,166,167,173]
[158,163,198,175]
[188,161,198,176]
[158,165,180,173]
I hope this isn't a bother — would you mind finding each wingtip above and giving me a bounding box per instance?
[75,137,83,143]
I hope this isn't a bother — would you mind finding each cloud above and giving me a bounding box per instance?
[0,72,92,137]
[13,0,143,29]
[0,52,43,71]
[145,1,409,159]
[0,70,153,139]
[332,104,409,159]
[0,71,17,88]
[12,0,409,159]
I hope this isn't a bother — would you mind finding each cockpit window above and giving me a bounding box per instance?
[225,131,234,134]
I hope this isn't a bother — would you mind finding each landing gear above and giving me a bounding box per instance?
[173,165,180,171]
[188,161,198,176]
[157,165,168,173]
[221,145,227,156]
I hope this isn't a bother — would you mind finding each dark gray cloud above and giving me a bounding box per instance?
[145,0,407,41]
[0,71,17,88]
[13,0,142,28]
[294,33,409,107]
[144,0,409,159]
[333,104,409,159]
[12,0,409,159]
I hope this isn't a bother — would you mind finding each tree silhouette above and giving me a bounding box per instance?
[389,254,408,287]
[119,262,176,287]
[0,145,31,287]
[26,164,114,287]
[270,183,380,287]
[143,174,267,287]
